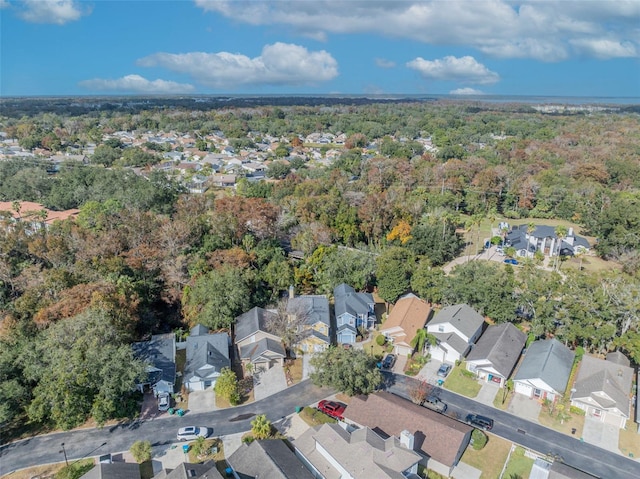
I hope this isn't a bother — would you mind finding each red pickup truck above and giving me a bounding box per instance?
[317,400,346,420]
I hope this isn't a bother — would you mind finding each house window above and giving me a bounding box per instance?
[533,388,542,398]
[593,409,602,417]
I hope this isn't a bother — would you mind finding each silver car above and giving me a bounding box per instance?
[177,426,211,441]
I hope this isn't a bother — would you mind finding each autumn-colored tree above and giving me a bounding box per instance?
[386,220,412,244]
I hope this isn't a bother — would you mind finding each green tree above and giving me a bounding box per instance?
[251,414,272,440]
[376,247,415,304]
[214,367,239,403]
[181,267,252,330]
[23,309,146,429]
[410,328,437,354]
[310,346,382,396]
[130,440,152,463]
[410,262,444,304]
[407,221,463,266]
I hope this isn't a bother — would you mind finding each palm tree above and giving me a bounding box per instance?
[251,414,272,440]
[554,225,568,270]
[411,328,437,355]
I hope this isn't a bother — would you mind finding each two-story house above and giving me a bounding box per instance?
[184,325,230,391]
[288,294,331,353]
[379,293,432,356]
[426,304,485,363]
[234,306,286,373]
[132,332,176,396]
[333,283,376,345]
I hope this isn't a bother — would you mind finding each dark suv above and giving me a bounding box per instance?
[465,414,494,431]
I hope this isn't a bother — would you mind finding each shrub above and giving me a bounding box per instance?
[242,435,255,444]
[471,429,488,450]
[376,335,386,346]
[130,440,152,463]
[570,405,586,416]
[56,460,94,479]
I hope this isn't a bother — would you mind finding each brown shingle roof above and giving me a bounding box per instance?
[343,392,471,467]
[379,294,431,347]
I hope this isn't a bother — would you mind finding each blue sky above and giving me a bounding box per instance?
[1,0,639,97]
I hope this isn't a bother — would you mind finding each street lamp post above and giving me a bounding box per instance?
[60,443,69,467]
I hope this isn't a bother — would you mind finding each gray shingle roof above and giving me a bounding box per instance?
[514,339,574,394]
[467,323,527,378]
[234,306,279,343]
[507,224,590,255]
[132,333,176,387]
[239,337,286,363]
[227,439,314,479]
[154,462,222,479]
[334,283,374,319]
[184,332,230,382]
[432,332,471,355]
[293,423,420,479]
[287,295,330,327]
[429,304,485,339]
[81,464,141,479]
[572,354,633,415]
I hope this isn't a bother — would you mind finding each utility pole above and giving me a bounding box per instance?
[60,443,69,467]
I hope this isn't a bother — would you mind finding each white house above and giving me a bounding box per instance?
[426,304,485,363]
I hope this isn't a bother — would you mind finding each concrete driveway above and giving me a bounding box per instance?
[254,364,288,401]
[582,417,621,454]
[475,381,499,406]
[417,358,449,385]
[507,393,541,423]
[187,389,216,414]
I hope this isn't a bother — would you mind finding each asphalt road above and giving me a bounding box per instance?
[382,372,640,479]
[0,380,334,476]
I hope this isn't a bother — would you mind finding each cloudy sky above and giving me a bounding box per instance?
[1,0,639,97]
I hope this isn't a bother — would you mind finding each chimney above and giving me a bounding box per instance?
[400,430,418,474]
[568,227,574,237]
[289,285,295,299]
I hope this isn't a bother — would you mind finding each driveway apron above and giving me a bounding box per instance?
[253,364,288,401]
[582,416,621,454]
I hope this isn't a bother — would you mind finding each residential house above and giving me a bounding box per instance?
[132,333,176,395]
[570,351,634,428]
[466,323,527,387]
[227,439,314,479]
[287,293,331,353]
[513,339,574,402]
[152,462,223,479]
[293,423,421,479]
[506,224,590,258]
[184,325,230,391]
[379,294,432,356]
[234,307,286,372]
[426,304,485,363]
[548,461,599,479]
[333,283,376,345]
[210,174,236,187]
[0,201,79,231]
[343,392,472,477]
[80,463,141,479]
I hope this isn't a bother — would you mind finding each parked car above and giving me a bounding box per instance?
[382,354,397,369]
[318,400,346,420]
[177,426,211,441]
[421,395,447,413]
[158,392,171,412]
[504,258,518,265]
[437,363,452,378]
[465,414,494,431]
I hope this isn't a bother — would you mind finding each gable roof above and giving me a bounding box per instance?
[428,304,485,339]
[514,339,574,393]
[81,463,141,479]
[234,306,279,343]
[380,294,431,346]
[467,323,527,377]
[185,332,230,382]
[227,439,314,479]
[507,224,590,254]
[293,423,420,479]
[343,392,472,467]
[334,283,374,319]
[287,295,330,327]
[132,333,176,387]
[572,353,633,415]
[239,337,286,363]
[153,462,223,479]
[190,324,209,336]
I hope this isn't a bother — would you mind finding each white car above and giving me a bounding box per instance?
[157,392,170,412]
[177,426,211,441]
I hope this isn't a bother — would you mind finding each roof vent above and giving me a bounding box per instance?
[188,470,197,477]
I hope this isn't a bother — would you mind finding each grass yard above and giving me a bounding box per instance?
[493,389,514,410]
[285,358,303,384]
[444,364,482,398]
[298,406,338,427]
[1,462,66,479]
[461,435,512,479]
[619,420,640,459]
[538,406,584,437]
[503,446,535,479]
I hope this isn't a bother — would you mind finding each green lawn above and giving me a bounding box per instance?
[443,363,482,398]
[461,435,512,479]
[503,446,534,479]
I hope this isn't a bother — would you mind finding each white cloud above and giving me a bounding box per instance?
[407,56,499,84]
[79,75,195,94]
[450,87,484,95]
[0,0,9,9]
[570,38,637,59]
[375,58,396,69]
[19,0,87,25]
[137,43,338,88]
[195,1,640,61]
